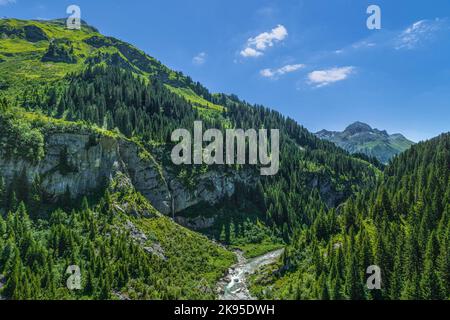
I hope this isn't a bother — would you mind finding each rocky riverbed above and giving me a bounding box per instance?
[217,249,284,300]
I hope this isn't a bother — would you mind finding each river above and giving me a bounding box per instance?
[217,248,284,300]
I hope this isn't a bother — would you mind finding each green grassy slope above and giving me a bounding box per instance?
[0,18,224,114]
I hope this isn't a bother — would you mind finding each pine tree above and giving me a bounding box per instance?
[343,231,365,300]
[436,237,449,299]
[389,238,403,300]
[419,233,439,299]
[3,245,22,299]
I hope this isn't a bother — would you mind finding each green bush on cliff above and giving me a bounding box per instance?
[0,110,44,162]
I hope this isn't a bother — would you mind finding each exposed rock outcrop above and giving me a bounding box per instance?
[123,220,167,260]
[175,215,218,231]
[0,131,255,216]
[1,133,120,198]
[309,175,345,208]
[168,169,255,215]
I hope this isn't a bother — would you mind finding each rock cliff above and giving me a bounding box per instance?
[0,130,253,216]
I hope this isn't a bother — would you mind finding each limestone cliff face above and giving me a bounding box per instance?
[0,133,124,199]
[168,170,255,215]
[116,140,172,214]
[0,131,253,216]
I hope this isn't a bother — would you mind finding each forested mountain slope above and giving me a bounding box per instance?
[252,133,450,300]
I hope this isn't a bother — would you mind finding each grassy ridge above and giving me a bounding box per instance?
[0,18,225,116]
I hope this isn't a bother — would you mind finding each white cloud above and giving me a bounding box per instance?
[395,19,447,50]
[333,39,378,56]
[249,25,287,50]
[192,52,207,65]
[240,25,288,58]
[260,69,275,78]
[260,64,305,79]
[352,41,376,50]
[327,18,448,60]
[240,47,263,58]
[308,67,355,88]
[0,0,15,5]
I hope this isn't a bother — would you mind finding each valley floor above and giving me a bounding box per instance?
[217,248,284,300]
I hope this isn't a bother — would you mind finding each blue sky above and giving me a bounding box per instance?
[2,0,450,141]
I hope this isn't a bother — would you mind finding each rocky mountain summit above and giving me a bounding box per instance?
[316,121,414,163]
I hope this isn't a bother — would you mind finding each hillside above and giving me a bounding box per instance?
[0,18,224,112]
[0,18,382,300]
[316,122,415,164]
[0,106,237,299]
[251,133,450,300]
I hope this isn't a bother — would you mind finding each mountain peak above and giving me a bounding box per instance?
[344,122,372,135]
[316,122,415,163]
[316,129,333,136]
[41,18,99,32]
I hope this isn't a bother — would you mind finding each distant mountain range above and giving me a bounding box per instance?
[316,122,415,163]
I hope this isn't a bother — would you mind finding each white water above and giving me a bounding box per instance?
[217,249,284,300]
